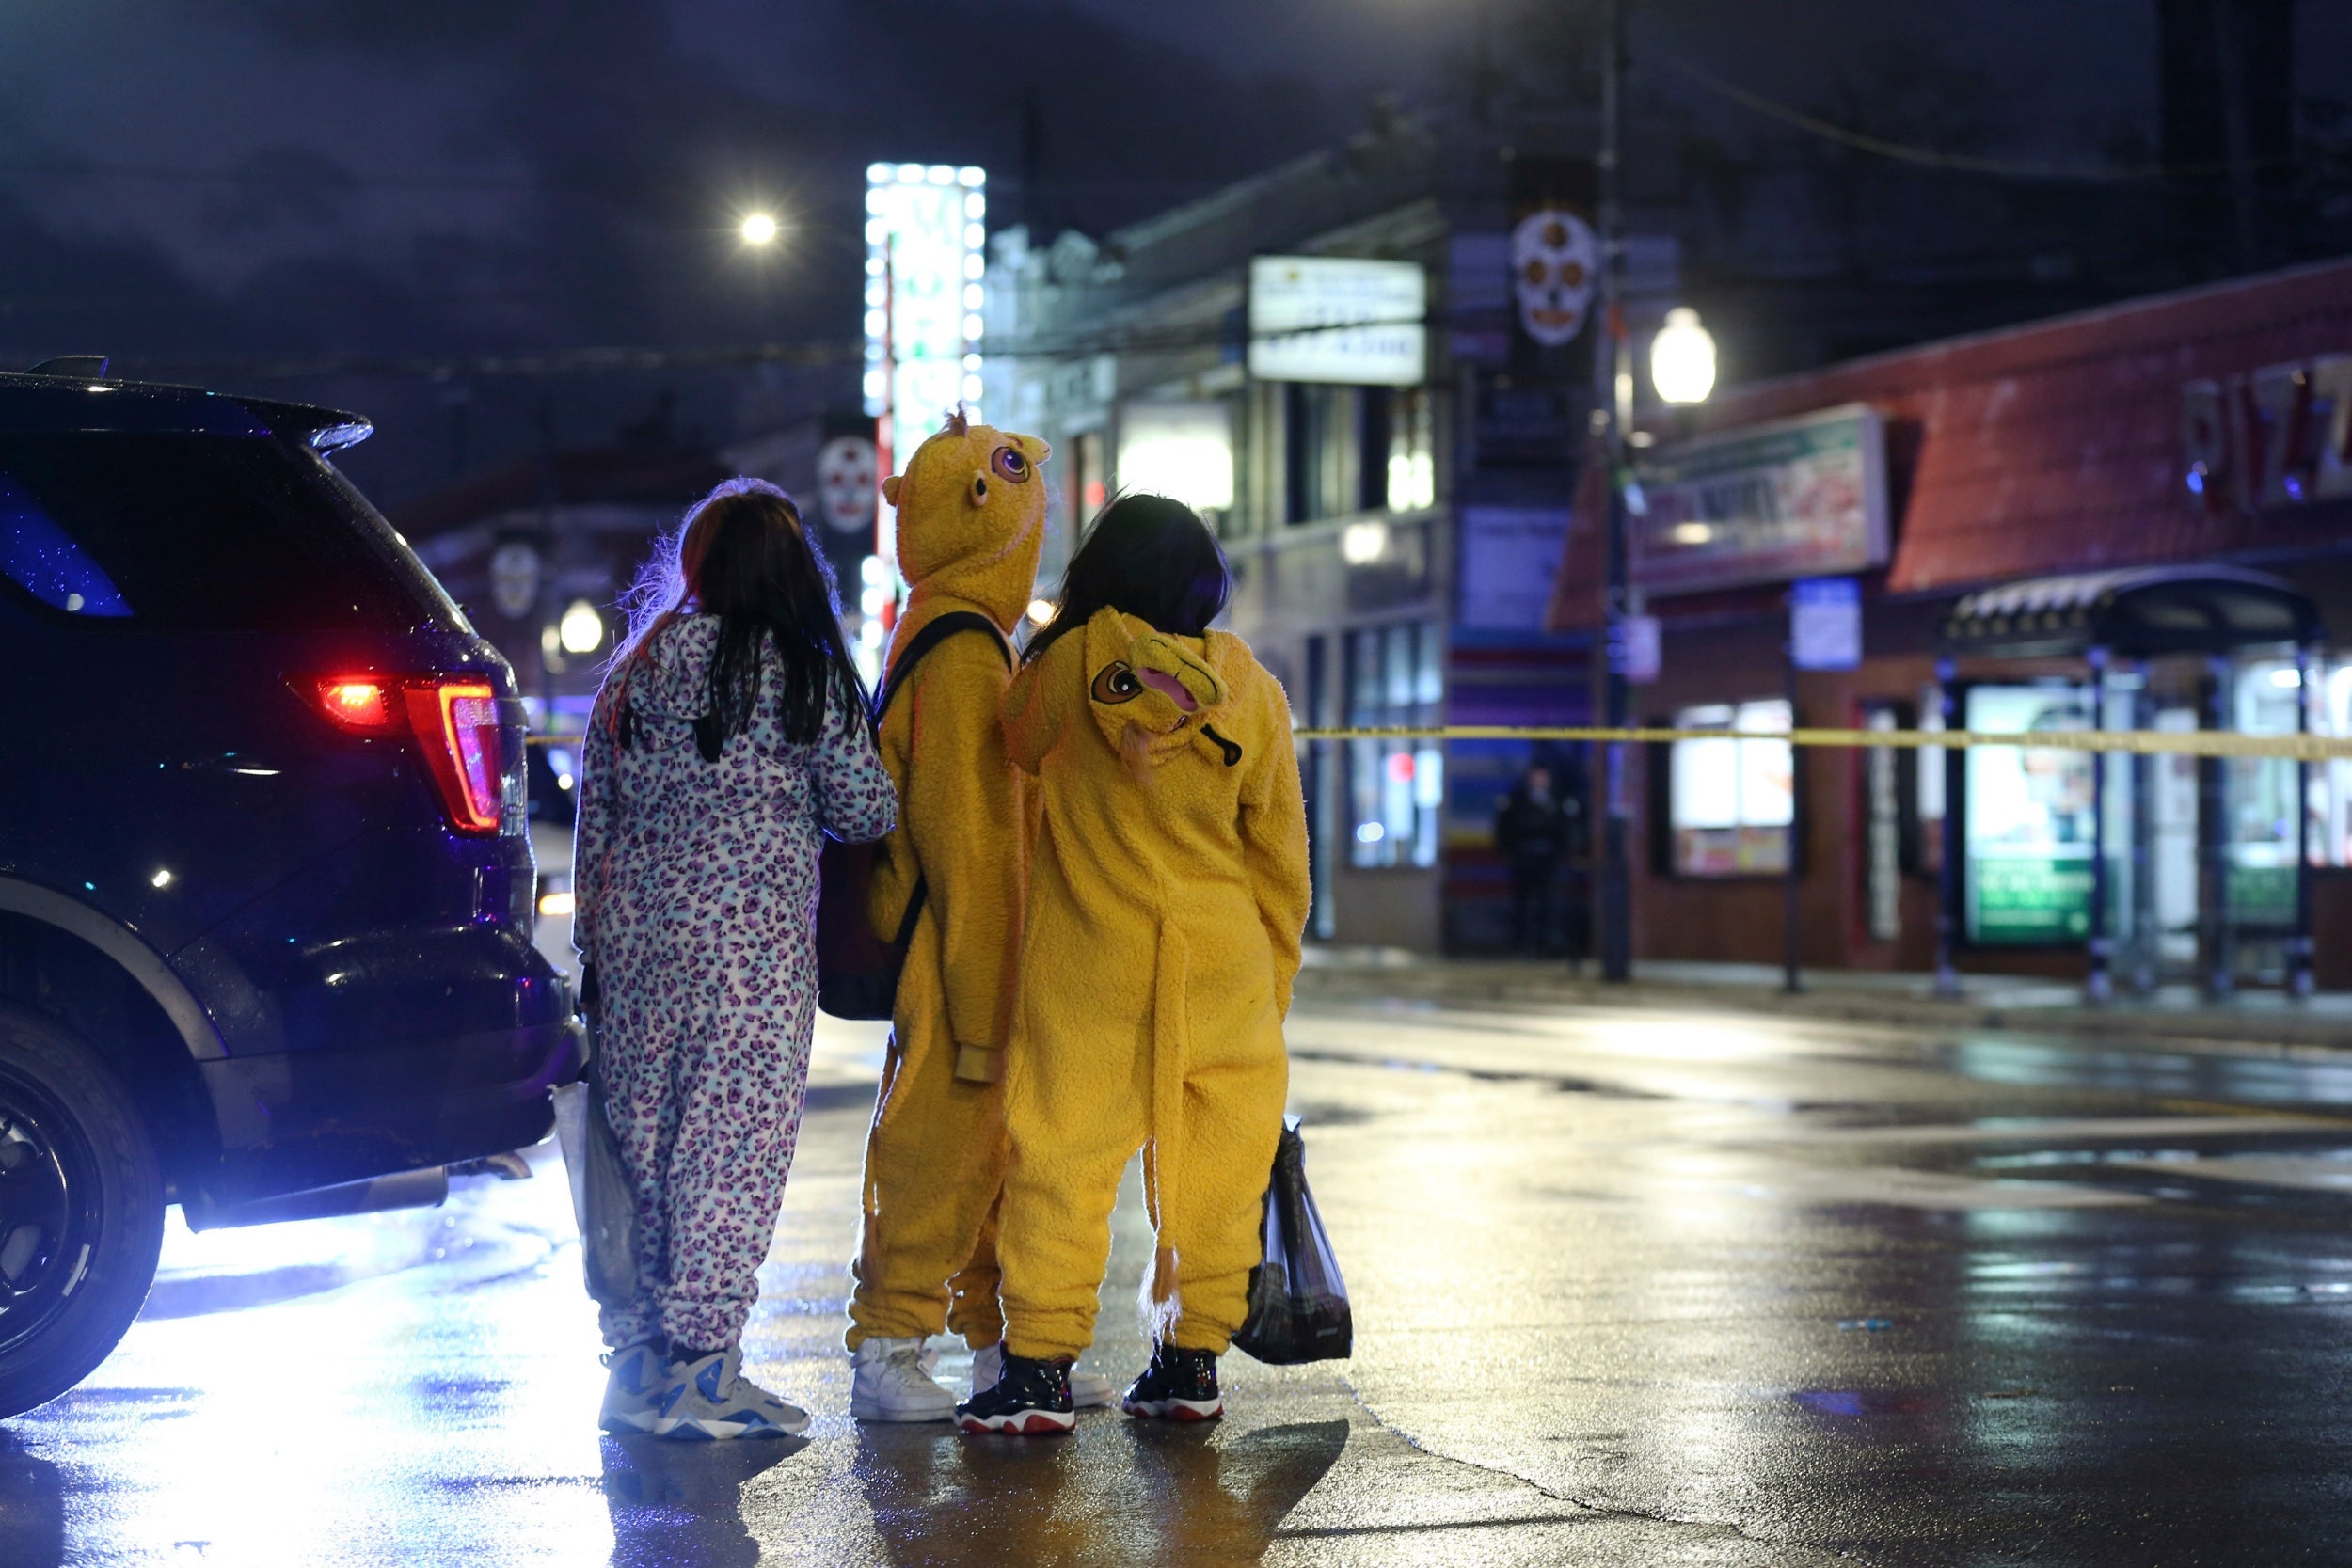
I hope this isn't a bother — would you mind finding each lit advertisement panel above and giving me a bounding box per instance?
[864,163,987,566]
[1963,685,2094,945]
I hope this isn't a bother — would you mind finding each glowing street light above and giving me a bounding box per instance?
[558,599,605,655]
[1651,306,1718,404]
[739,212,780,246]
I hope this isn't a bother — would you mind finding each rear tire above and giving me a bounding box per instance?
[0,1003,165,1419]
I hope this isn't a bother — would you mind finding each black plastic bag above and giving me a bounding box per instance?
[552,974,640,1310]
[1232,1116,1352,1364]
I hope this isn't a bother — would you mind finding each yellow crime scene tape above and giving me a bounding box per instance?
[1293,726,2352,761]
[526,727,2352,761]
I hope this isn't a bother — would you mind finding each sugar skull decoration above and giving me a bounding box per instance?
[816,435,880,535]
[487,539,541,620]
[1511,209,1599,348]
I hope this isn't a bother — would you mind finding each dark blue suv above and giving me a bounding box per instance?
[0,363,581,1415]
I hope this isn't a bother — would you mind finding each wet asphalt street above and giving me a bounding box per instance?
[11,988,2352,1566]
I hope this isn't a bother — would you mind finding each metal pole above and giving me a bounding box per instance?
[1933,657,1961,998]
[1783,646,1803,993]
[2129,663,2157,996]
[1595,0,1633,983]
[2293,642,2315,999]
[2200,654,2233,1000]
[2086,647,2112,1003]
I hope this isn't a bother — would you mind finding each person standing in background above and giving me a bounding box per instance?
[1494,763,1574,956]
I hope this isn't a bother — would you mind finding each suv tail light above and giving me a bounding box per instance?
[315,675,507,835]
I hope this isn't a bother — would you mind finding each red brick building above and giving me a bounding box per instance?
[1549,257,2352,990]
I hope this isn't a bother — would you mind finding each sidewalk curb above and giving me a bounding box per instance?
[1293,964,2352,1059]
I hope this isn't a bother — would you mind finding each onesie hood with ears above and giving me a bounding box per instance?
[1078,608,1263,783]
[883,412,1052,633]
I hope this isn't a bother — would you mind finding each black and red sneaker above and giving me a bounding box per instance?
[954,1351,1076,1436]
[1121,1343,1222,1422]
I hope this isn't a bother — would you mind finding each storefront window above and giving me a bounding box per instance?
[1384,388,1435,512]
[1915,685,1946,877]
[1962,684,2094,945]
[1668,699,1792,876]
[1346,620,1443,868]
[2239,656,2352,873]
[2325,664,2352,867]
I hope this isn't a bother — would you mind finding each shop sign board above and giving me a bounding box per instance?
[2181,353,2352,514]
[1631,404,1889,596]
[1963,685,2094,946]
[1788,576,1862,671]
[1458,506,1569,631]
[1248,256,1426,386]
[1618,613,1661,683]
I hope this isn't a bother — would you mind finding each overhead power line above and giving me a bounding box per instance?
[1656,54,2291,184]
[0,156,537,193]
[123,317,1263,383]
[122,341,861,382]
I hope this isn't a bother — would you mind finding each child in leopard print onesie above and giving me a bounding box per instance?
[574,479,896,1439]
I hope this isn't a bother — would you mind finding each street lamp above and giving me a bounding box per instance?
[1594,0,1634,985]
[739,212,780,246]
[1651,307,1717,405]
[558,599,605,656]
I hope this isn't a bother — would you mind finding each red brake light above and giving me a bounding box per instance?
[315,673,508,834]
[317,678,396,731]
[405,681,503,834]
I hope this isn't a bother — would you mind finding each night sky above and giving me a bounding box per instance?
[2,0,2343,501]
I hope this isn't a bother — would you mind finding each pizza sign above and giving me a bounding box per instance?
[2182,354,2352,513]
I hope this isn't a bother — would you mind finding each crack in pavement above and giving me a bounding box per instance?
[1325,1374,1871,1566]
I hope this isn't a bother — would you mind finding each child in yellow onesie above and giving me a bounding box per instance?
[846,411,1119,1420]
[957,494,1310,1436]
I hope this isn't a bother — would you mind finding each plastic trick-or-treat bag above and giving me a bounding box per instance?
[1232,1116,1353,1364]
[552,973,641,1310]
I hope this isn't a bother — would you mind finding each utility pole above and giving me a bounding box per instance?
[1594,0,1634,983]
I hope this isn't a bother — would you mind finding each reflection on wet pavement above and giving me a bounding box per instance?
[604,1435,800,1568]
[11,1004,2352,1562]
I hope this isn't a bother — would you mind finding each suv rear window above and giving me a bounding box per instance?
[0,432,467,632]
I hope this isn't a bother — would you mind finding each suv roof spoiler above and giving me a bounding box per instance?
[24,356,110,379]
[0,368,372,451]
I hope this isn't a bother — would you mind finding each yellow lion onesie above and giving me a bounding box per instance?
[846,415,1048,1401]
[994,607,1310,1363]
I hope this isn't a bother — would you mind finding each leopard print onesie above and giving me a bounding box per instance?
[574,614,896,1351]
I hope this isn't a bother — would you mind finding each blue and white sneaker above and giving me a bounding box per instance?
[598,1340,668,1434]
[653,1346,810,1440]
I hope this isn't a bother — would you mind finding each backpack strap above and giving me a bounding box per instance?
[873,610,1015,946]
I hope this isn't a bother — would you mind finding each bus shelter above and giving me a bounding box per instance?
[1935,565,2326,1000]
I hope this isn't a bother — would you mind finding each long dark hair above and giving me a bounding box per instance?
[610,478,866,754]
[1024,493,1230,664]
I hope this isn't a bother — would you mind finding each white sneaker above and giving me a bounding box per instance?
[971,1341,1115,1410]
[850,1336,957,1422]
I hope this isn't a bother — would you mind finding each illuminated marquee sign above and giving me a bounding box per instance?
[2182,354,2352,513]
[865,163,988,543]
[1248,256,1425,386]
